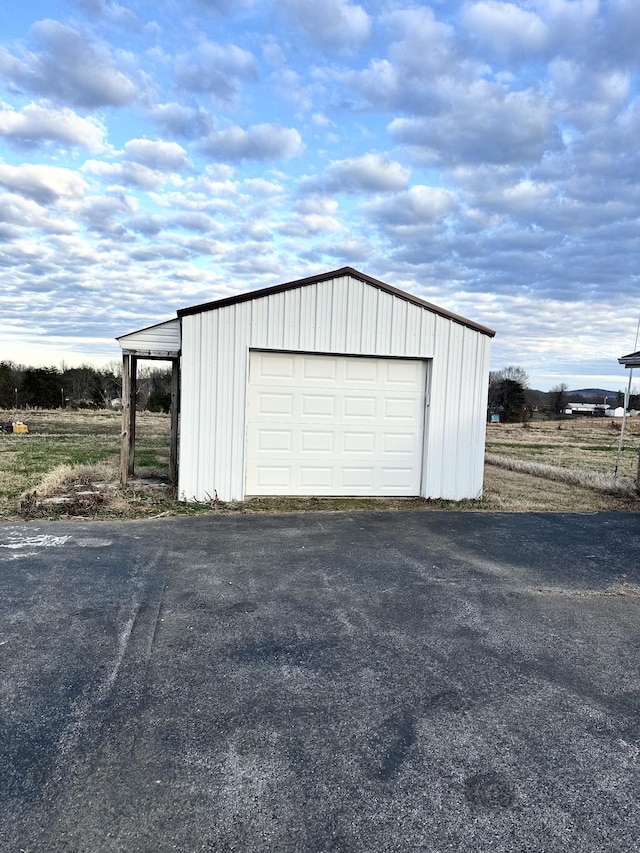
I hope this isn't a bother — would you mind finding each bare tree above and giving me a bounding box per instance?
[501,365,529,388]
[548,383,569,415]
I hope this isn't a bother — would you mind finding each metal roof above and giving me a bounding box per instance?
[618,350,640,368]
[176,267,496,338]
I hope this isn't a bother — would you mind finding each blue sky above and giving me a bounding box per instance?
[1,0,639,391]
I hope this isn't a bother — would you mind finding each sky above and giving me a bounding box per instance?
[1,0,640,392]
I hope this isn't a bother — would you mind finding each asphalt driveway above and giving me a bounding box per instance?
[2,511,640,852]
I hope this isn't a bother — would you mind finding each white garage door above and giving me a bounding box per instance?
[245,351,427,496]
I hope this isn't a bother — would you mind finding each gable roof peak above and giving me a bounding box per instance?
[177,266,495,337]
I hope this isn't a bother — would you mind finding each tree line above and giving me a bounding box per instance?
[488,366,637,423]
[0,361,173,412]
[2,358,635,420]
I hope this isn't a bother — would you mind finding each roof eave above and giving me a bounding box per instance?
[177,266,496,338]
[618,350,640,368]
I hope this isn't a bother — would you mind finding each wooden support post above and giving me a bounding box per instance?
[169,357,180,488]
[120,353,137,485]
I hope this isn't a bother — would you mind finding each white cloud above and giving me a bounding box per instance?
[384,6,457,76]
[80,194,135,234]
[301,153,410,194]
[601,0,640,64]
[338,59,401,111]
[123,138,190,171]
[550,60,630,130]
[0,163,87,202]
[270,68,315,112]
[363,186,457,226]
[332,8,457,113]
[279,196,344,236]
[0,102,106,150]
[75,0,143,29]
[148,102,214,139]
[281,0,371,50]
[0,191,77,233]
[200,123,303,160]
[242,178,286,197]
[81,139,191,190]
[175,41,257,107]
[0,19,139,107]
[462,1,550,60]
[389,82,562,166]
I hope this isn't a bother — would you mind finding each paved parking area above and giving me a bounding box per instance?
[2,511,640,852]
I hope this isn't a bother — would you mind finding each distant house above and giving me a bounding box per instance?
[564,402,609,416]
[116,267,495,502]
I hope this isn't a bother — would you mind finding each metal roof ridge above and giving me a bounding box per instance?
[176,266,496,338]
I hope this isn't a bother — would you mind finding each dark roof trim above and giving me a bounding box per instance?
[177,266,496,338]
[119,349,180,359]
[619,350,640,367]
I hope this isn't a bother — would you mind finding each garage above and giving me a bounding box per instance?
[118,267,495,502]
[245,350,427,496]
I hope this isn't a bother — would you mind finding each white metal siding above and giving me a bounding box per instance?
[118,318,180,354]
[179,274,490,502]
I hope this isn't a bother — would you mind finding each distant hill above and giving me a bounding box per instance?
[568,388,619,399]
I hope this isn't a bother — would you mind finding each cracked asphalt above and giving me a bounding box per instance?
[1,511,640,852]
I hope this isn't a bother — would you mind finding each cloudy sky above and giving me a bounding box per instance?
[1,0,639,391]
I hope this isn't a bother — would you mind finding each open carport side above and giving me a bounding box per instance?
[1,511,640,852]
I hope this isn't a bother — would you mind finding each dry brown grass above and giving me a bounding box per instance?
[33,461,118,496]
[485,416,640,476]
[482,417,640,512]
[485,453,637,496]
[481,463,638,512]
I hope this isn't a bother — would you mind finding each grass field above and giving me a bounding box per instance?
[484,416,640,512]
[0,409,638,519]
[0,409,171,519]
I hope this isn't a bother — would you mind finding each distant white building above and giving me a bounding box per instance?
[564,402,609,416]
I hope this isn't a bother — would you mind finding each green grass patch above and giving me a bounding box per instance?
[0,409,172,518]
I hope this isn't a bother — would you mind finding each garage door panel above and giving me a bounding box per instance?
[259,354,295,378]
[342,431,375,453]
[303,357,337,381]
[301,395,335,416]
[246,351,425,496]
[255,466,291,488]
[385,359,423,384]
[345,359,377,383]
[300,467,333,487]
[301,431,334,452]
[383,432,416,453]
[342,467,375,488]
[257,429,292,452]
[383,397,419,419]
[256,392,293,415]
[343,396,376,418]
[381,467,415,488]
